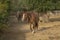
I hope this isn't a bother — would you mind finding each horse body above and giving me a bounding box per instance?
[21,11,39,33]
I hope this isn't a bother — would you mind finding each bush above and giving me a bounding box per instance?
[0,1,9,34]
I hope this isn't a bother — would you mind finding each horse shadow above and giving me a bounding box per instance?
[49,17,60,22]
[38,25,60,32]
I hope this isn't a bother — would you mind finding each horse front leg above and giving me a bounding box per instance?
[30,23,35,33]
[30,23,33,32]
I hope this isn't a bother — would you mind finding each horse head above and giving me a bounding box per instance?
[21,12,28,22]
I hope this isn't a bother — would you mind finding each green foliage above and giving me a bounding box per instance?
[55,1,60,9]
[0,2,8,23]
[0,0,9,34]
[16,0,60,12]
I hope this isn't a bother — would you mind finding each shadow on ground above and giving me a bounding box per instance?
[49,17,60,22]
[0,21,27,40]
[38,25,60,32]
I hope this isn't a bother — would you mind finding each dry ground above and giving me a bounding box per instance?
[1,15,60,40]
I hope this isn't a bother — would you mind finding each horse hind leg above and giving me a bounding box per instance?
[33,23,38,33]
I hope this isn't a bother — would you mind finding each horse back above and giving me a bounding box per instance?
[29,13,39,23]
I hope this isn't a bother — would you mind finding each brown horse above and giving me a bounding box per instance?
[21,11,39,33]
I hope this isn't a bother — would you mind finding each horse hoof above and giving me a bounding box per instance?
[32,31,35,34]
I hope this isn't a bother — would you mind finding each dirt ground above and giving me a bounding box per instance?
[1,15,60,40]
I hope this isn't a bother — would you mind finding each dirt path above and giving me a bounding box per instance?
[1,21,60,40]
